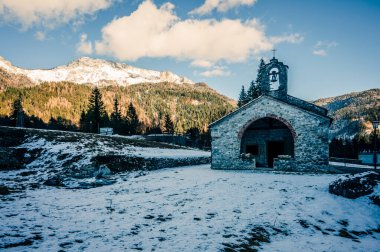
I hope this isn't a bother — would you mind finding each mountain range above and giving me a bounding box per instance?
[0,56,378,139]
[0,56,193,87]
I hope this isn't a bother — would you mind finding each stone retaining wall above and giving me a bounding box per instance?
[64,155,211,178]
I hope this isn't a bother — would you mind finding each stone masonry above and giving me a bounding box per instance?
[209,96,331,171]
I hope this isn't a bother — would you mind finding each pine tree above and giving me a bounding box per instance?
[246,80,261,101]
[237,86,248,107]
[255,58,266,88]
[164,114,174,134]
[186,127,200,147]
[87,87,107,133]
[10,96,24,127]
[125,102,140,135]
[79,110,87,132]
[110,96,122,134]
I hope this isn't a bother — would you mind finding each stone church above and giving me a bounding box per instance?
[209,56,332,171]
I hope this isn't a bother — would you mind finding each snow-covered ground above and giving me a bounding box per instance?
[1,164,379,251]
[0,128,210,185]
[19,134,210,172]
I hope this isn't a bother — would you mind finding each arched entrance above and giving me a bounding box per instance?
[240,117,295,167]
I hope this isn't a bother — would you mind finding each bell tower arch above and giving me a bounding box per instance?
[259,53,288,99]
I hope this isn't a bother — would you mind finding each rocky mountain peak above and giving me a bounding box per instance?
[0,56,195,86]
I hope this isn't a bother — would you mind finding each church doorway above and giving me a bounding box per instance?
[240,117,294,167]
[267,141,285,168]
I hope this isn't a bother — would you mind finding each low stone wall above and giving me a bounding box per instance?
[145,135,188,146]
[93,155,210,172]
[273,157,332,172]
[273,157,295,171]
[211,157,256,170]
[64,155,211,178]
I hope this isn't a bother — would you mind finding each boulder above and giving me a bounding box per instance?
[370,195,380,206]
[0,185,10,195]
[329,172,380,199]
[77,178,116,189]
[94,165,112,179]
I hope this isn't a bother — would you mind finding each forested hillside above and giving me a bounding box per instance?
[314,88,380,140]
[0,81,235,133]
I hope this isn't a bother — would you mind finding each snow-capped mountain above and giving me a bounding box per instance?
[0,56,194,86]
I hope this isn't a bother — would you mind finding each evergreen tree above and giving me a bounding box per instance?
[246,80,261,101]
[146,125,162,134]
[186,127,200,147]
[237,86,248,107]
[125,102,140,135]
[79,110,87,132]
[146,112,163,134]
[87,87,107,133]
[10,96,24,127]
[255,58,266,88]
[110,96,122,134]
[48,116,58,130]
[164,113,174,134]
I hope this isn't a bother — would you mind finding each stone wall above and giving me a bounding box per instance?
[210,95,330,171]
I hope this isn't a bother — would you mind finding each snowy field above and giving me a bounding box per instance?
[1,164,380,251]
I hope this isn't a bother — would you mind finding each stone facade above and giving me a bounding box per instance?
[210,96,331,171]
[209,57,331,171]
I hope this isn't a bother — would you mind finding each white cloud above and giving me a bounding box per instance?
[0,0,114,30]
[77,34,93,54]
[316,40,338,48]
[270,33,304,44]
[95,0,302,65]
[191,60,214,68]
[34,31,46,41]
[190,0,257,15]
[313,49,327,56]
[199,66,231,77]
[313,40,338,57]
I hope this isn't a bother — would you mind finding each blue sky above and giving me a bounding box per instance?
[0,0,379,101]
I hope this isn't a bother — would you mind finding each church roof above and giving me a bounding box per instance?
[209,94,332,128]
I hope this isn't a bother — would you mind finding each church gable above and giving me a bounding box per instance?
[210,94,330,130]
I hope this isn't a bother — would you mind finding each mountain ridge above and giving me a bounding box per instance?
[0,56,194,87]
[314,88,380,140]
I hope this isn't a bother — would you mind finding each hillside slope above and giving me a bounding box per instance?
[314,88,380,139]
[0,56,235,133]
[0,82,235,133]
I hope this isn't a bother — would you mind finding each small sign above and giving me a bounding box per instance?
[100,127,113,135]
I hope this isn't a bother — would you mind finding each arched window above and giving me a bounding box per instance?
[269,67,280,91]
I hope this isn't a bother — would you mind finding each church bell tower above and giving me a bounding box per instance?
[259,51,288,100]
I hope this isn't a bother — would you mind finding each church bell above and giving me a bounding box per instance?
[270,70,278,82]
